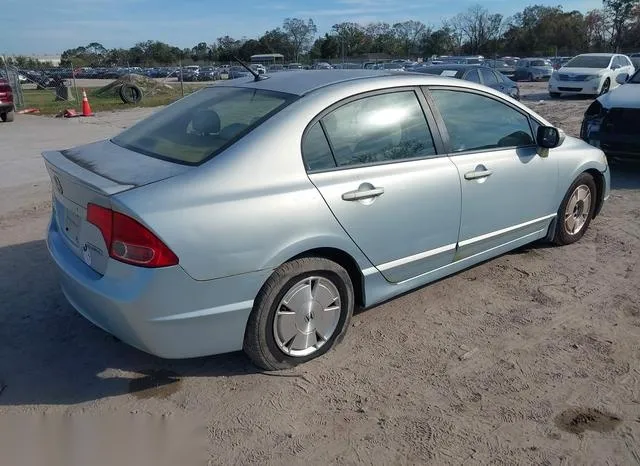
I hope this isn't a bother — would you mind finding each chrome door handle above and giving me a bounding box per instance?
[341,187,385,201]
[464,169,493,180]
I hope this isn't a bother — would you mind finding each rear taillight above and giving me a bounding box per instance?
[87,203,178,268]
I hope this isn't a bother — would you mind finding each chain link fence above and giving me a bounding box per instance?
[2,63,24,108]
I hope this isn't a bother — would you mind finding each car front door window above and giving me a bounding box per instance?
[429,89,534,153]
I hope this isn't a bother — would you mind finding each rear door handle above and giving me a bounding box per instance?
[341,187,385,201]
[464,169,493,180]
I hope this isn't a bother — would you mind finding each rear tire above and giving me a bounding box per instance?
[0,110,14,122]
[553,173,597,246]
[244,257,354,371]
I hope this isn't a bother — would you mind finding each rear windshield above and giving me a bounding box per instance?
[530,60,548,66]
[565,56,612,68]
[112,87,295,165]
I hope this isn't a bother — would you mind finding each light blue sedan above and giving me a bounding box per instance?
[43,70,610,370]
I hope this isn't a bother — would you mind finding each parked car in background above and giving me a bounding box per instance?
[441,56,484,65]
[551,56,573,70]
[581,69,640,158]
[0,78,14,122]
[413,64,520,100]
[314,62,332,70]
[198,67,218,81]
[375,62,406,71]
[514,58,554,81]
[483,59,517,79]
[549,53,635,98]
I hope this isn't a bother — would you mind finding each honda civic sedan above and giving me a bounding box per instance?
[44,70,610,370]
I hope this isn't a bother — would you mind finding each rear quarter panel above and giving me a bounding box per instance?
[112,95,378,281]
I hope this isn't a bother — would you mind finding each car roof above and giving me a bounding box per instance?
[414,64,476,71]
[215,70,397,96]
[575,53,616,57]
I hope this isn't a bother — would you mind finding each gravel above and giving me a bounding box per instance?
[1,82,639,464]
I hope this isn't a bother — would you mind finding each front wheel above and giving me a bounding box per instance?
[553,173,597,245]
[244,257,354,370]
[0,110,14,122]
[599,78,610,95]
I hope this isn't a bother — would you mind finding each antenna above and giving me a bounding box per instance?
[231,55,262,81]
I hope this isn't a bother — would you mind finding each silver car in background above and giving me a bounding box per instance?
[44,70,610,370]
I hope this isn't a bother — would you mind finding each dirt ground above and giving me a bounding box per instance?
[1,82,639,465]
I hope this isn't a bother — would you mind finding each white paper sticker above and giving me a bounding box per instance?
[440,70,458,77]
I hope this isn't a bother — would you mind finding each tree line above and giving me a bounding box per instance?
[4,1,639,69]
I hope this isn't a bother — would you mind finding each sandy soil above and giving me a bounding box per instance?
[1,83,639,465]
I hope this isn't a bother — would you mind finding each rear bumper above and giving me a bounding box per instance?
[47,213,271,358]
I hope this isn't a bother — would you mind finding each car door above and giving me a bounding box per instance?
[425,87,559,259]
[303,89,462,283]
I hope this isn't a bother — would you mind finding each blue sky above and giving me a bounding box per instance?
[4,0,603,55]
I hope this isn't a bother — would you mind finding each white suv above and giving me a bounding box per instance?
[549,53,635,98]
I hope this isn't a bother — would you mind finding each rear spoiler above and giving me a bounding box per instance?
[42,150,135,196]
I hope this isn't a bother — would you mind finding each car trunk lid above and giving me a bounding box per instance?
[43,140,192,275]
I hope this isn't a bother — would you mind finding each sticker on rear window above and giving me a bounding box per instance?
[440,70,458,77]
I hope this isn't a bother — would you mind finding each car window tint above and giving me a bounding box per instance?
[465,69,481,83]
[479,68,498,85]
[321,91,436,167]
[431,89,534,153]
[112,87,295,165]
[302,123,336,171]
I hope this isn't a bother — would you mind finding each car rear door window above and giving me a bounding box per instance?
[321,91,437,167]
[479,68,498,86]
[465,69,481,83]
[430,89,534,153]
[302,123,336,171]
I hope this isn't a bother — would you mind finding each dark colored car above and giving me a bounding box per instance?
[413,64,520,100]
[0,78,14,122]
[483,59,517,79]
[514,58,554,81]
[198,67,218,81]
[581,69,640,159]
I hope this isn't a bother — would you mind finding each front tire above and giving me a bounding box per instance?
[0,110,14,122]
[244,257,354,370]
[599,78,610,95]
[553,173,597,245]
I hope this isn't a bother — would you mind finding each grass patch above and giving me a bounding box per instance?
[21,84,204,115]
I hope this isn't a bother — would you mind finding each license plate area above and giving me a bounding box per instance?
[62,201,82,246]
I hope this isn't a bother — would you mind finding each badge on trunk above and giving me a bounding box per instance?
[53,175,63,195]
[82,244,92,266]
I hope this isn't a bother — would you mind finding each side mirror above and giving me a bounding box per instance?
[537,126,563,149]
[616,73,629,85]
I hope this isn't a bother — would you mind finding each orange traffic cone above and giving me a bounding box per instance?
[81,89,94,116]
